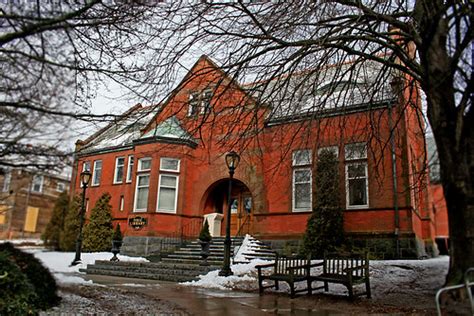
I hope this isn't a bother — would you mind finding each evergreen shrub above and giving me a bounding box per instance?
[301,149,344,258]
[0,251,38,315]
[59,194,82,251]
[198,219,212,242]
[42,191,69,250]
[112,223,123,242]
[0,243,60,312]
[83,192,114,252]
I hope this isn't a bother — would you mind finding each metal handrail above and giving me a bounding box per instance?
[232,214,251,263]
[436,267,474,315]
[236,213,251,237]
[160,217,204,252]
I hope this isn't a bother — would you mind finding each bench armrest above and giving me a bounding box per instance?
[256,263,275,270]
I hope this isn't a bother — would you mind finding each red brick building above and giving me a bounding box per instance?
[72,56,440,258]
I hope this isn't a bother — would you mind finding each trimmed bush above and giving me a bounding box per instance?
[0,243,60,312]
[112,223,123,242]
[301,149,344,258]
[0,251,38,315]
[43,191,69,250]
[198,219,212,242]
[83,192,114,252]
[60,194,82,251]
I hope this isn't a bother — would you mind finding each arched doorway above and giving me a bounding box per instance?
[201,179,253,236]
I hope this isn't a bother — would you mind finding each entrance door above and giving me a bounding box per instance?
[230,194,252,236]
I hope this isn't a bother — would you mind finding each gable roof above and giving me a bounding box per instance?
[77,105,156,155]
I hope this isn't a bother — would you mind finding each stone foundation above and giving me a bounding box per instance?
[262,233,439,259]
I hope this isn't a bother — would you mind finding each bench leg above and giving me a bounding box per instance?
[258,277,264,294]
[347,285,354,299]
[365,278,371,298]
[324,281,328,292]
[274,280,279,290]
[289,282,295,299]
[307,279,312,295]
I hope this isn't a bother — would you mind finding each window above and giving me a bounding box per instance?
[126,155,134,183]
[24,207,39,232]
[32,175,44,193]
[157,174,178,213]
[2,170,11,192]
[91,160,102,186]
[134,174,150,212]
[201,89,212,114]
[230,198,238,214]
[292,149,312,212]
[138,157,151,172]
[56,182,66,192]
[188,93,199,117]
[83,161,91,172]
[292,149,311,166]
[345,143,369,208]
[114,157,125,184]
[160,158,180,172]
[119,195,124,211]
[188,90,213,116]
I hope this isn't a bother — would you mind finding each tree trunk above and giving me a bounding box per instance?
[415,0,474,284]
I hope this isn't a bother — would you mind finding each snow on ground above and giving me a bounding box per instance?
[183,255,450,306]
[20,247,148,285]
[0,238,43,245]
[1,239,150,286]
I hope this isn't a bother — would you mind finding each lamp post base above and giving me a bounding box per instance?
[218,267,234,277]
[70,259,82,266]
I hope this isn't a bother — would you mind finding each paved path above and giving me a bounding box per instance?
[85,274,339,315]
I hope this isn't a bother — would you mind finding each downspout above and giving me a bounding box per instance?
[388,100,401,258]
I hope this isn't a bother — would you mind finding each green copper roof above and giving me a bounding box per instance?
[141,116,193,140]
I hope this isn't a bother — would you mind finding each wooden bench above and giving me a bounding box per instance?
[256,253,320,298]
[309,252,371,299]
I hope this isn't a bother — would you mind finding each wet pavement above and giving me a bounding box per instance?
[85,274,341,315]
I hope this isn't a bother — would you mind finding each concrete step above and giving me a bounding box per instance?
[164,254,224,260]
[160,257,223,265]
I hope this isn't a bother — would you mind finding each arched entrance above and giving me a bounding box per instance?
[201,179,253,236]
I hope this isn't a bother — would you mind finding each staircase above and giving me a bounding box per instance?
[82,237,244,282]
[233,235,276,263]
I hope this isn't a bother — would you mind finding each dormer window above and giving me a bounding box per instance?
[188,89,212,117]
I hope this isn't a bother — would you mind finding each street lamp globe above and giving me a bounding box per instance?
[225,151,240,171]
[80,170,92,187]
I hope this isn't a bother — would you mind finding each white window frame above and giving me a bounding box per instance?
[156,174,179,213]
[345,143,369,209]
[91,160,102,186]
[113,157,125,184]
[292,149,312,212]
[82,161,91,172]
[292,149,312,166]
[31,175,44,193]
[126,155,134,183]
[201,89,212,114]
[292,168,312,212]
[160,157,180,172]
[133,174,150,212]
[188,93,199,117]
[137,157,152,172]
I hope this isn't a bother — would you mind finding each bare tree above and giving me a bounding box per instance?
[0,0,161,170]
[133,1,472,285]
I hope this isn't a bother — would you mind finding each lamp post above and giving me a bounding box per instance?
[219,151,240,276]
[71,170,92,266]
